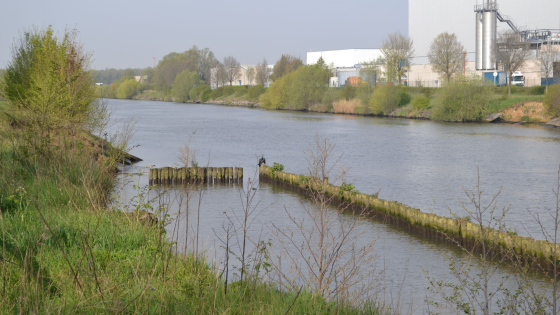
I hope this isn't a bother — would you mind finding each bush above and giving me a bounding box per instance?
[543,84,560,117]
[221,86,235,97]
[420,87,436,98]
[528,85,546,95]
[430,75,493,122]
[189,84,211,102]
[259,73,291,109]
[234,85,248,97]
[342,84,356,101]
[398,89,411,106]
[117,79,140,99]
[247,85,266,99]
[321,88,342,110]
[171,70,203,102]
[411,96,431,110]
[209,87,223,99]
[369,86,402,114]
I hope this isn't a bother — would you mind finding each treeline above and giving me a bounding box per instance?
[92,68,144,84]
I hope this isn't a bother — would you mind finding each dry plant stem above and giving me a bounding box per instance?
[525,165,560,314]
[1,206,5,297]
[270,135,379,304]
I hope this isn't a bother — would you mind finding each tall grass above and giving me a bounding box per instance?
[0,127,386,314]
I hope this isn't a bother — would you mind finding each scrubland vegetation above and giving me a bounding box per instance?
[0,26,389,314]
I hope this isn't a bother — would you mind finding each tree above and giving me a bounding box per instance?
[270,54,303,82]
[116,79,140,99]
[1,26,98,134]
[171,70,203,102]
[194,47,217,84]
[497,31,532,96]
[540,44,560,94]
[255,58,271,86]
[359,59,381,87]
[223,56,240,86]
[381,32,415,85]
[245,66,255,87]
[428,32,466,82]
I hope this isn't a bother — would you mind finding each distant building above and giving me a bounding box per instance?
[134,75,147,83]
[306,49,382,68]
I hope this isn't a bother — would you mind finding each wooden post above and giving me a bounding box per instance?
[173,168,178,185]
[157,168,162,185]
[203,167,208,183]
[149,168,153,185]
[239,167,243,183]
[228,167,233,183]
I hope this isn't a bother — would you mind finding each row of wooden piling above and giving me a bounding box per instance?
[259,164,560,268]
[149,167,243,185]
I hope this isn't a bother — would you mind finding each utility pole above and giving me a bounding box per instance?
[464,51,467,75]
[152,57,156,69]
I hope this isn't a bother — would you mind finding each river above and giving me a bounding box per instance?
[110,99,560,313]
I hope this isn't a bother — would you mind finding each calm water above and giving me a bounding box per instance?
[110,99,559,313]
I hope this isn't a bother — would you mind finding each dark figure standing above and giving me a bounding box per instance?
[258,154,266,167]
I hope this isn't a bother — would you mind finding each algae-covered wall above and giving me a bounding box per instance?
[259,164,560,266]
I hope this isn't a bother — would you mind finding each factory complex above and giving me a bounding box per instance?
[307,0,560,88]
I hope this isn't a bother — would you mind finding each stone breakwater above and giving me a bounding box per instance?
[259,164,560,268]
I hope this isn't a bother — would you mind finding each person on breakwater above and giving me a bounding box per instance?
[258,154,266,167]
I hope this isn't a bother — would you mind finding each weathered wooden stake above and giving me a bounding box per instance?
[239,167,243,183]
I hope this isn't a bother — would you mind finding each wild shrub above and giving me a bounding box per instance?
[189,84,211,102]
[259,72,292,109]
[116,79,140,99]
[221,85,235,96]
[234,85,248,97]
[528,85,546,95]
[369,86,402,114]
[342,84,356,101]
[247,85,266,99]
[430,74,493,121]
[411,95,431,110]
[398,88,411,106]
[321,88,342,110]
[543,83,560,117]
[209,86,223,99]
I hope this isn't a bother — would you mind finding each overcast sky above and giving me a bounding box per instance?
[1,0,408,70]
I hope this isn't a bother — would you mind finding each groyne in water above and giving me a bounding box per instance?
[149,166,243,185]
[259,164,559,268]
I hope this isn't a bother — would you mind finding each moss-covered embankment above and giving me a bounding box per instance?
[259,164,559,267]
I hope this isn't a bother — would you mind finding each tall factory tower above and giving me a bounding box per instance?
[475,0,498,71]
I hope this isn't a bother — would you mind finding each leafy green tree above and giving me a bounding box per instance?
[287,64,330,110]
[259,72,292,109]
[270,54,303,82]
[2,26,97,131]
[171,70,203,102]
[359,59,381,87]
[116,79,140,99]
[381,32,414,85]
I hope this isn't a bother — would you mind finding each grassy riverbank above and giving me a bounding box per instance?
[0,108,385,313]
[125,84,556,124]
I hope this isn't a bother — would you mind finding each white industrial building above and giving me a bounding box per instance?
[307,49,383,68]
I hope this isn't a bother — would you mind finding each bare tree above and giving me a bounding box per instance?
[359,58,382,87]
[381,32,414,85]
[425,168,514,315]
[497,31,532,96]
[428,32,466,82]
[245,66,255,87]
[255,58,271,87]
[540,44,560,94]
[268,136,380,304]
[212,62,228,88]
[223,56,241,86]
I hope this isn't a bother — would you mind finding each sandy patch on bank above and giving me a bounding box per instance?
[499,102,553,122]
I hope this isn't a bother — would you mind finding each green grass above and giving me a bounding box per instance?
[0,113,385,313]
[488,95,544,113]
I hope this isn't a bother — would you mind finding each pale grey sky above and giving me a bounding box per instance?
[0,0,408,70]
